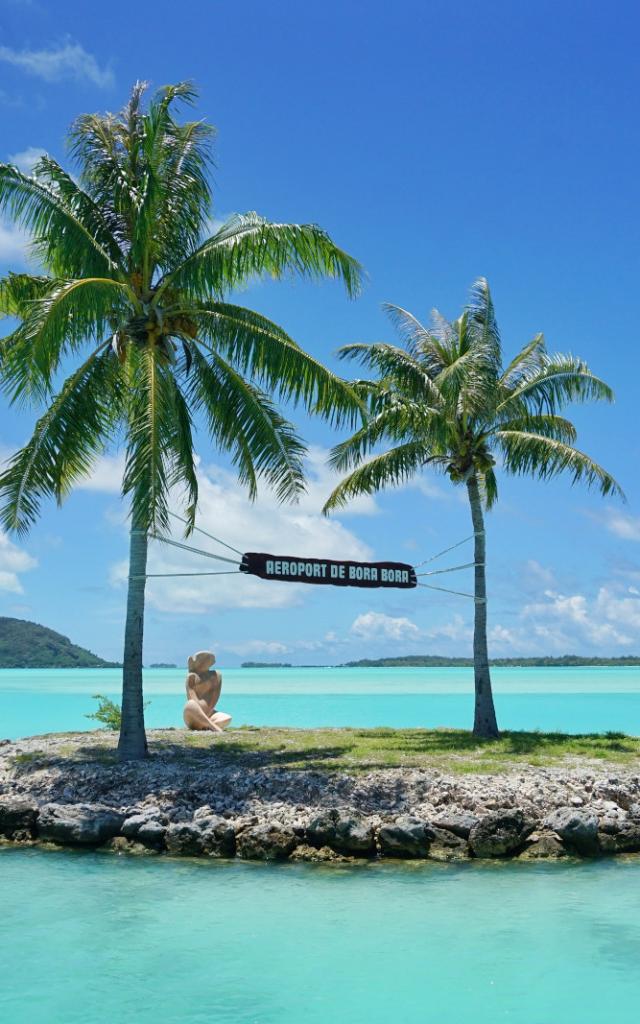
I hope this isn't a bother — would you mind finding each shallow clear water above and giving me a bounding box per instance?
[1,848,639,1024]
[2,665,640,739]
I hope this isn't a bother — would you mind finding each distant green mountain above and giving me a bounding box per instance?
[0,617,119,668]
[339,655,640,668]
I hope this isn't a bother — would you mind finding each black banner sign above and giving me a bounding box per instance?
[240,552,417,589]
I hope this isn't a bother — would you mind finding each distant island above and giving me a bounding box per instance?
[339,655,640,668]
[241,654,640,669]
[242,661,294,668]
[149,663,177,669]
[0,617,119,668]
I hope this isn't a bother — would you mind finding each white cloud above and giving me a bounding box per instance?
[411,474,450,501]
[0,219,30,263]
[0,41,114,88]
[524,559,556,587]
[303,446,379,517]
[426,614,472,645]
[76,453,125,494]
[8,146,46,174]
[522,585,640,649]
[224,639,291,657]
[0,531,37,593]
[602,509,640,542]
[109,454,374,613]
[350,611,421,643]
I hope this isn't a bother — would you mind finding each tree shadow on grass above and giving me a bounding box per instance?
[149,739,352,769]
[346,728,638,758]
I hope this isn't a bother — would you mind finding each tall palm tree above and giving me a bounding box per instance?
[0,81,364,760]
[324,278,622,737]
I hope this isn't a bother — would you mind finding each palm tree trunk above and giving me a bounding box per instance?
[466,474,499,738]
[117,523,149,761]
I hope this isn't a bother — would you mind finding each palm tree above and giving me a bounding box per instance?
[0,81,364,760]
[323,278,622,737]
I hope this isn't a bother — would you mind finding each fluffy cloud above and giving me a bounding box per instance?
[350,611,421,643]
[108,451,374,613]
[426,614,472,645]
[522,586,640,649]
[224,639,290,657]
[8,146,47,174]
[0,41,114,88]
[601,509,640,542]
[76,454,126,495]
[0,220,30,263]
[524,559,556,587]
[0,531,37,593]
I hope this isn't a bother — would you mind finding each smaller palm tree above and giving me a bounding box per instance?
[324,278,622,737]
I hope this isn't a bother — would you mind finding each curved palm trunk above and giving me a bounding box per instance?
[117,524,149,761]
[466,475,499,738]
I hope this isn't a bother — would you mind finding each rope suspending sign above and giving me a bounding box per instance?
[134,524,483,600]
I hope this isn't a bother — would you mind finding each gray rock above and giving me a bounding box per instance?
[544,808,599,855]
[121,813,167,851]
[428,827,470,861]
[469,810,531,858]
[431,811,478,839]
[137,821,167,849]
[165,822,206,856]
[519,831,567,860]
[198,816,236,858]
[378,816,433,858]
[598,822,640,854]
[0,797,38,840]
[290,844,348,863]
[103,836,159,857]
[307,810,376,855]
[236,823,297,861]
[38,803,124,846]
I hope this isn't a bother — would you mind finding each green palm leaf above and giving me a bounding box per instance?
[158,213,363,299]
[496,430,624,497]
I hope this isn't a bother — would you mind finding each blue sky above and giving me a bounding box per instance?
[0,0,639,665]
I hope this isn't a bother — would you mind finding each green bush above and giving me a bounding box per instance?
[85,694,151,731]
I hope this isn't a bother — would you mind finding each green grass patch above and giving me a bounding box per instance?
[9,727,640,775]
[149,726,640,773]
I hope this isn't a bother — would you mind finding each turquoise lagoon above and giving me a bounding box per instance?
[1,848,640,1023]
[2,664,640,739]
[2,666,640,1024]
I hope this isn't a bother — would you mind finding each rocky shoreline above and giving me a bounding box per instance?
[2,730,640,863]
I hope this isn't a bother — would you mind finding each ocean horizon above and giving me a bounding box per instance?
[3,664,640,740]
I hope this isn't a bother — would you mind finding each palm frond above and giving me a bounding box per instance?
[0,343,120,535]
[323,441,428,512]
[0,273,53,318]
[466,276,502,375]
[191,302,365,427]
[157,213,364,299]
[497,430,624,498]
[477,466,499,509]
[337,341,444,406]
[382,304,432,356]
[0,163,115,277]
[3,276,130,401]
[163,373,198,531]
[123,345,174,533]
[189,345,306,502]
[29,156,126,273]
[499,333,545,387]
[498,354,614,414]
[492,413,578,444]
